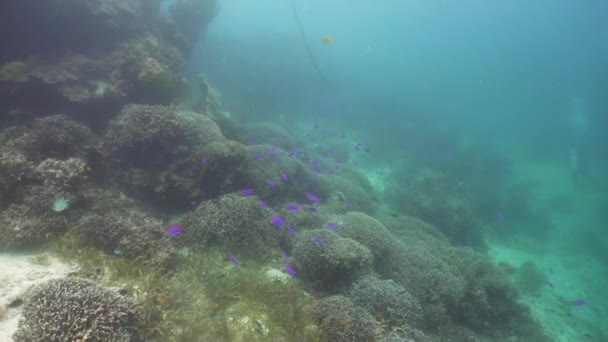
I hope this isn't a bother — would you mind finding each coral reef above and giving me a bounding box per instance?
[0,204,65,249]
[179,193,284,255]
[14,277,145,342]
[291,229,373,289]
[317,175,374,214]
[102,104,246,205]
[348,275,422,329]
[312,295,380,342]
[14,114,99,161]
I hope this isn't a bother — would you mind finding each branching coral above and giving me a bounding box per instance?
[14,277,145,342]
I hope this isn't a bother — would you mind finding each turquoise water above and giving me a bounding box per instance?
[192,0,608,339]
[1,0,606,340]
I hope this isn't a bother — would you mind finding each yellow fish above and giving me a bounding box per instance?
[320,35,333,44]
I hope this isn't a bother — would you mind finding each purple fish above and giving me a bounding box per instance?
[354,145,361,151]
[165,225,183,235]
[364,147,371,153]
[269,215,284,227]
[286,224,294,234]
[266,179,276,187]
[344,201,349,208]
[286,204,299,211]
[571,299,586,307]
[326,222,337,230]
[258,200,266,207]
[229,253,239,267]
[312,235,324,244]
[310,160,319,167]
[281,250,288,259]
[253,153,263,160]
[281,173,288,181]
[289,149,297,157]
[240,188,254,196]
[269,146,277,153]
[305,192,320,203]
[247,138,254,146]
[202,156,208,164]
[283,263,296,276]
[327,169,335,174]
[335,159,341,164]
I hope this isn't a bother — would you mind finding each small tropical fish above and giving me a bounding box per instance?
[326,222,337,230]
[229,253,239,267]
[311,172,319,180]
[497,211,504,221]
[310,160,319,167]
[339,319,349,326]
[165,225,183,235]
[113,246,124,256]
[364,147,371,153]
[283,263,296,276]
[254,319,265,334]
[202,156,208,164]
[571,299,586,307]
[305,192,320,203]
[289,149,298,157]
[286,224,294,234]
[286,204,299,211]
[281,173,288,181]
[281,250,288,259]
[84,165,93,172]
[258,200,266,207]
[344,201,349,208]
[312,236,324,244]
[320,35,333,44]
[546,281,554,289]
[266,179,276,187]
[253,153,263,160]
[327,169,335,174]
[269,146,277,153]
[269,215,284,227]
[307,207,318,213]
[52,196,70,212]
[240,188,254,196]
[153,294,166,305]
[275,160,281,166]
[354,145,361,151]
[247,138,254,145]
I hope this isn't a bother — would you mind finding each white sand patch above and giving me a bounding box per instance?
[0,253,78,341]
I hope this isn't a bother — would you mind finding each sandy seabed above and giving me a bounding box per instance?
[0,253,77,341]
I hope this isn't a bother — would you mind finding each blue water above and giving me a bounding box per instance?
[189,0,608,339]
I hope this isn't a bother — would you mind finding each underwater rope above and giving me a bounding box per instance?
[289,0,329,84]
